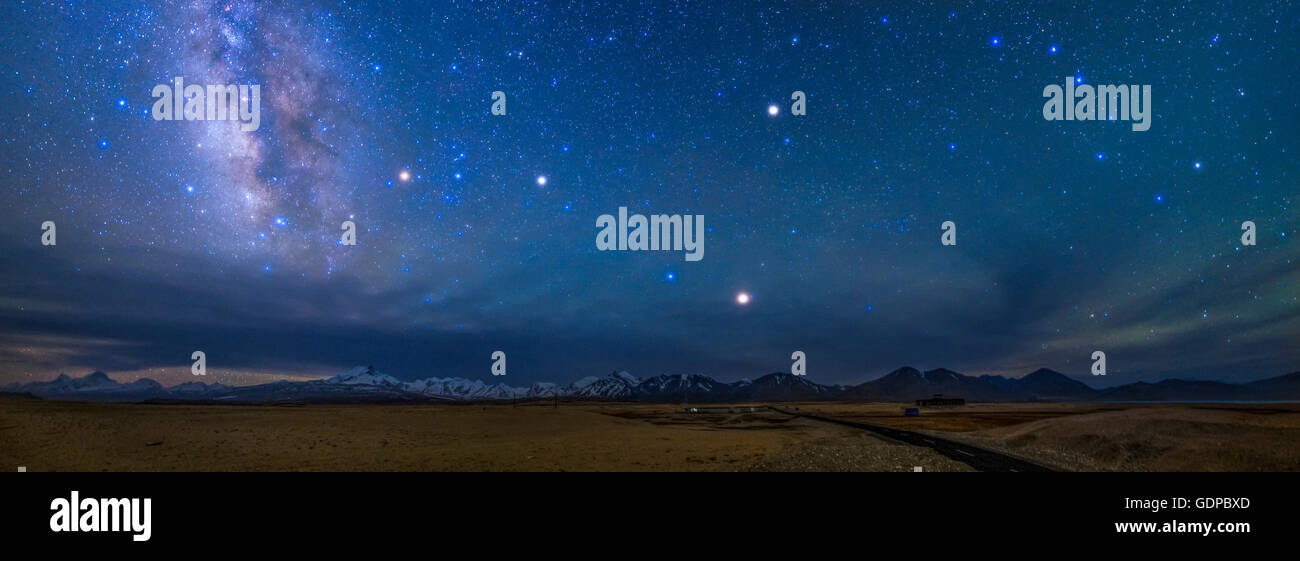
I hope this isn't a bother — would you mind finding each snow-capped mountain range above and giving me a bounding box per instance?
[0,366,644,403]
[4,365,1300,403]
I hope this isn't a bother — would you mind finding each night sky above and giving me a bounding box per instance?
[1,1,1296,388]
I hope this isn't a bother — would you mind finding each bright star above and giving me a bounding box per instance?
[536,175,547,186]
[767,105,779,116]
[736,292,751,305]
[398,170,412,182]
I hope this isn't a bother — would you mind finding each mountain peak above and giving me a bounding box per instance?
[745,372,832,398]
[882,366,922,379]
[327,366,402,386]
[1024,367,1066,379]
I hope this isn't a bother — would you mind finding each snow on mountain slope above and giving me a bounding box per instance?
[526,382,560,398]
[326,366,405,387]
[569,371,640,399]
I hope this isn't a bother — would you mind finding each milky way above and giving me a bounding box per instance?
[0,2,1296,387]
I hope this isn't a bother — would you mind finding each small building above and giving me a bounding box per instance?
[916,394,965,406]
[682,406,763,414]
[682,406,744,414]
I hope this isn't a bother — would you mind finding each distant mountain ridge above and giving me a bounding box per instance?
[5,365,1300,404]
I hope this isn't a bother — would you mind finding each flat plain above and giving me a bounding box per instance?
[2,397,1296,471]
[0,398,967,472]
[790,401,1300,471]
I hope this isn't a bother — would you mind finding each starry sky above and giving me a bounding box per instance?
[0,1,1296,388]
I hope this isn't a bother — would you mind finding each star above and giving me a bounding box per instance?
[736,292,751,305]
[536,175,547,186]
[767,105,779,116]
[398,170,412,182]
